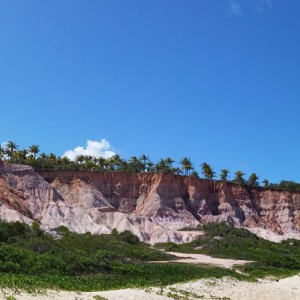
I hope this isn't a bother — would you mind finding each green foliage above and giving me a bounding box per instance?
[201,162,215,180]
[57,225,71,236]
[0,220,299,292]
[3,141,19,160]
[262,179,269,187]
[247,173,259,187]
[220,169,230,181]
[0,220,248,292]
[118,230,140,244]
[0,263,242,293]
[233,171,246,185]
[155,158,177,174]
[111,228,118,235]
[155,223,300,279]
[31,222,43,237]
[268,180,300,192]
[5,296,16,300]
[177,224,204,231]
[0,221,28,243]
[93,296,108,300]
[0,220,173,277]
[166,287,205,299]
[180,157,194,176]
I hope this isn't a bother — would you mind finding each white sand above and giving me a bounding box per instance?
[0,254,298,300]
[1,275,299,300]
[165,251,253,268]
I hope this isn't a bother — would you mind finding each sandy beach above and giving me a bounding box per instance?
[1,274,299,300]
[0,252,298,300]
[165,251,253,268]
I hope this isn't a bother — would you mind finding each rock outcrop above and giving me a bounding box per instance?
[0,163,300,243]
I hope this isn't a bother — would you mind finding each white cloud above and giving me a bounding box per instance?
[255,0,273,13]
[264,0,273,7]
[226,0,272,17]
[63,139,116,161]
[227,1,243,16]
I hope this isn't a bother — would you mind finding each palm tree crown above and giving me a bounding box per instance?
[201,162,215,180]
[180,157,193,175]
[220,169,230,181]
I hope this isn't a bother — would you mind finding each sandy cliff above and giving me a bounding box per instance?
[0,162,300,243]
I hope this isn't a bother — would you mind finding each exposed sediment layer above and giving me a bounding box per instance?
[0,163,300,243]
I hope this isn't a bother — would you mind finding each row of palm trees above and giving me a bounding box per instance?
[0,141,264,187]
[2,141,299,191]
[0,141,40,160]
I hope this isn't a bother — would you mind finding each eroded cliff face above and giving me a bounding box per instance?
[0,162,300,243]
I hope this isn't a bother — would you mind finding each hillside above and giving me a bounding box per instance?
[0,161,300,243]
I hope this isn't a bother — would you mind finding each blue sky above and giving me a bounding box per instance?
[1,0,300,183]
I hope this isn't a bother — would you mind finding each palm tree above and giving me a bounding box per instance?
[146,161,155,173]
[59,156,71,169]
[75,154,85,165]
[48,153,57,160]
[28,144,40,158]
[155,158,171,173]
[4,141,18,160]
[262,179,269,187]
[108,154,123,171]
[19,149,27,160]
[165,157,175,169]
[82,155,96,170]
[220,169,230,181]
[97,157,109,171]
[0,145,4,159]
[48,153,58,168]
[180,157,194,175]
[201,162,215,180]
[233,170,245,185]
[40,152,47,159]
[139,154,150,172]
[128,156,143,172]
[248,173,259,187]
[173,167,183,175]
[12,149,27,163]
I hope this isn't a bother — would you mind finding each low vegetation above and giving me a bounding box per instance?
[155,223,300,279]
[0,220,298,293]
[0,221,242,292]
[0,221,298,292]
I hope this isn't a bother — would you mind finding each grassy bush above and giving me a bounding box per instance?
[155,222,300,278]
[0,220,298,291]
[0,263,243,292]
[0,221,245,291]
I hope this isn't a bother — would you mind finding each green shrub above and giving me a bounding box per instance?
[155,222,300,275]
[118,230,140,244]
[57,225,71,236]
[0,221,298,292]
